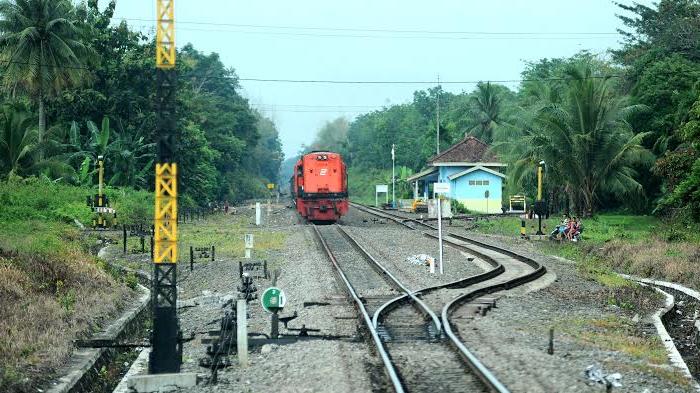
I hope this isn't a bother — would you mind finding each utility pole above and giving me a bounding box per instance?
[391,144,396,209]
[150,0,181,374]
[436,75,441,155]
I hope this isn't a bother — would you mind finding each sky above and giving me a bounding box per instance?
[108,0,652,158]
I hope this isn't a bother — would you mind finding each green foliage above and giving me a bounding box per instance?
[124,272,138,290]
[0,104,37,176]
[451,199,469,214]
[499,60,654,216]
[0,0,94,145]
[0,177,150,225]
[0,1,282,204]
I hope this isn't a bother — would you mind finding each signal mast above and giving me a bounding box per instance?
[150,0,181,373]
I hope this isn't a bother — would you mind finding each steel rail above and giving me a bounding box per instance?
[312,224,405,393]
[335,225,443,336]
[441,261,546,392]
[371,235,505,329]
[352,202,549,392]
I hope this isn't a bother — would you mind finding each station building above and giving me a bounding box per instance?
[406,136,506,214]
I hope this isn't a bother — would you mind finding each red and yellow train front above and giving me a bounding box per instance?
[293,152,349,222]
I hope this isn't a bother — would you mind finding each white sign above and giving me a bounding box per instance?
[376,184,388,193]
[244,234,254,249]
[434,182,451,194]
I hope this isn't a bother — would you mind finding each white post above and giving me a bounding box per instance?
[267,197,271,215]
[237,300,248,367]
[437,198,444,274]
[392,144,396,209]
[375,191,378,207]
[245,234,253,258]
[255,202,261,225]
[429,257,435,274]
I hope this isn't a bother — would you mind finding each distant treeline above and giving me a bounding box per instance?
[0,0,283,206]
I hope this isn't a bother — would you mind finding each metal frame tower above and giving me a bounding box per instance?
[150,0,181,373]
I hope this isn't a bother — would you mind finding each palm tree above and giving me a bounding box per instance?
[505,62,654,216]
[466,82,512,144]
[0,0,91,158]
[0,103,36,176]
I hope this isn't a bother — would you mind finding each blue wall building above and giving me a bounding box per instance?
[407,137,506,213]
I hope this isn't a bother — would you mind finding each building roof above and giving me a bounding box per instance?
[406,167,438,182]
[428,136,498,164]
[448,165,507,181]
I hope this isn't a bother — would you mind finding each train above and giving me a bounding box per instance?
[290,151,349,222]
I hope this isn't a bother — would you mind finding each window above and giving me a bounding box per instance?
[468,180,475,186]
[483,180,490,186]
[468,179,490,186]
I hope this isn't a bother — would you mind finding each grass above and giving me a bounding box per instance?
[0,178,151,393]
[555,315,688,385]
[472,212,700,289]
[557,315,667,363]
[178,213,286,260]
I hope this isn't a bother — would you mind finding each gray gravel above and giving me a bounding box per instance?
[341,207,484,292]
[178,205,376,393]
[103,205,693,392]
[451,233,694,393]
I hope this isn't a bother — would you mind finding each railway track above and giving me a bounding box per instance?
[313,222,518,392]
[348,202,549,391]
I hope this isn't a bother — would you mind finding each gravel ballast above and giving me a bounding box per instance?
[105,205,694,392]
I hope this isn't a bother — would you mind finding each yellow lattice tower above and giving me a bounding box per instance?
[156,0,175,69]
[150,0,181,373]
[154,163,178,263]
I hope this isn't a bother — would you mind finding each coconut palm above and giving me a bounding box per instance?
[466,82,513,144]
[0,0,92,158]
[506,62,654,216]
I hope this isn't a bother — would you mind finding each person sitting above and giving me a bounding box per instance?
[566,217,577,240]
[572,218,583,241]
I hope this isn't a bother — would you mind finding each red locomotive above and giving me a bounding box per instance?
[290,151,349,222]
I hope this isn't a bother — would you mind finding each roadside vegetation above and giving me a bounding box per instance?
[472,213,700,292]
[0,179,151,392]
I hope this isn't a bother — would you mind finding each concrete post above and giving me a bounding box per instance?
[237,300,248,367]
[255,203,261,226]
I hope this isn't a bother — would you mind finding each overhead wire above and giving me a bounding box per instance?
[117,17,620,36]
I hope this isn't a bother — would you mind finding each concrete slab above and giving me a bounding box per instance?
[127,373,198,393]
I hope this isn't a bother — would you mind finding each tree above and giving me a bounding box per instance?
[657,94,700,217]
[107,120,154,189]
[0,0,92,158]
[465,82,514,144]
[0,103,36,176]
[505,61,654,216]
